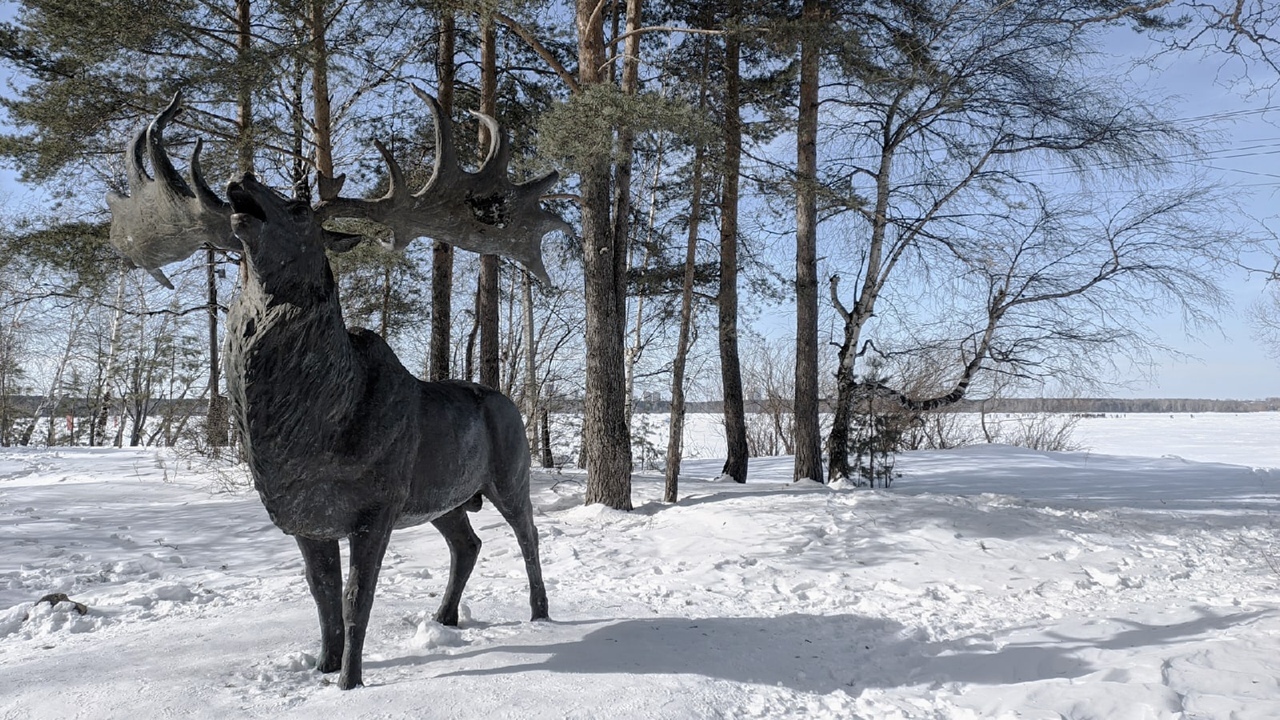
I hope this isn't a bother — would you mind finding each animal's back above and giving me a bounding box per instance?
[384,374,530,523]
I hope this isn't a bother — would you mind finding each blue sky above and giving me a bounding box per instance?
[1100,33,1280,399]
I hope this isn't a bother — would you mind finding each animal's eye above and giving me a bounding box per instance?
[289,202,310,218]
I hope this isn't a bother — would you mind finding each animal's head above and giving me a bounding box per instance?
[105,89,568,292]
[226,172,360,298]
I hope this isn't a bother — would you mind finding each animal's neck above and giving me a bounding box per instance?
[226,261,363,451]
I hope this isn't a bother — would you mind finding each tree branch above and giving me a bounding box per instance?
[495,13,581,93]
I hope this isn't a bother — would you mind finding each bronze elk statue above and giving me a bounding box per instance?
[106,90,563,689]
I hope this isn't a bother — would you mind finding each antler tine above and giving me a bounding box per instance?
[313,139,406,233]
[371,139,406,201]
[410,84,458,189]
[190,138,241,251]
[126,127,151,187]
[469,110,511,184]
[522,169,563,201]
[147,91,195,199]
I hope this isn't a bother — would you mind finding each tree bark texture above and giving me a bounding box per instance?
[310,0,334,179]
[429,12,456,382]
[478,15,501,390]
[207,0,253,448]
[718,0,748,483]
[235,0,254,173]
[522,271,541,459]
[205,250,228,447]
[793,0,824,484]
[666,29,714,502]
[577,0,632,509]
[614,0,643,422]
[665,146,705,503]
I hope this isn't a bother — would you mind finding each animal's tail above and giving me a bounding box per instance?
[462,492,483,512]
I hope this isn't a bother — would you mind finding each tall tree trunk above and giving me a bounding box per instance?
[793,0,824,484]
[613,0,641,334]
[522,270,540,459]
[95,268,129,447]
[827,96,897,481]
[540,405,553,468]
[623,247,648,423]
[624,137,664,424]
[666,32,713,504]
[235,0,254,173]
[577,0,632,509]
[379,265,392,337]
[478,14,501,390]
[430,12,456,382]
[310,0,335,180]
[205,251,228,446]
[465,289,479,382]
[205,0,253,449]
[615,0,644,428]
[666,149,706,503]
[289,30,308,198]
[718,0,748,483]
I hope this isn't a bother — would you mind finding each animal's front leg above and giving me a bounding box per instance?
[295,537,343,673]
[338,508,396,689]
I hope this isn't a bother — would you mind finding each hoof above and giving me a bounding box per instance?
[317,656,341,674]
[433,612,459,627]
[337,672,363,690]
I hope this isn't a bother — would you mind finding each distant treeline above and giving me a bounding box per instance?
[8,395,1278,418]
[0,396,208,416]
[627,397,1280,414]
[946,397,1280,414]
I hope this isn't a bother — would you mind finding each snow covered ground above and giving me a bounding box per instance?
[2,414,1279,718]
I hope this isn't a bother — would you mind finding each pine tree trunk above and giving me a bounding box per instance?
[205,0,252,449]
[666,146,706,503]
[478,15,500,390]
[719,0,748,483]
[430,12,456,382]
[522,271,540,459]
[205,250,228,447]
[310,0,335,179]
[793,0,824,484]
[614,0,643,426]
[540,405,554,468]
[666,31,713,503]
[235,0,254,173]
[577,0,632,509]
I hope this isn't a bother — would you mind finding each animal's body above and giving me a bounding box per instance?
[106,92,559,690]
[219,173,548,689]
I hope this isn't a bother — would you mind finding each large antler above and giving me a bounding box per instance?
[316,86,568,284]
[105,91,236,289]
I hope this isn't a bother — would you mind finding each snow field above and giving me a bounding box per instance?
[0,419,1278,718]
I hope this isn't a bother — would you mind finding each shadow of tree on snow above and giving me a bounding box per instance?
[371,606,1272,694]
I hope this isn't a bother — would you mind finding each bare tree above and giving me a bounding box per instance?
[817,0,1245,481]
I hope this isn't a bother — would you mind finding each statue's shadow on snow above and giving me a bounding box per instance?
[415,607,1269,693]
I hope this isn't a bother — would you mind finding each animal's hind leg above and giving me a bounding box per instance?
[295,537,343,673]
[485,478,549,621]
[430,507,481,626]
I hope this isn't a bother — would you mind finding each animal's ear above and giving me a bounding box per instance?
[323,229,363,253]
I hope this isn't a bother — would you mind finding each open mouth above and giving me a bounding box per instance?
[228,183,267,221]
